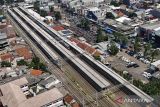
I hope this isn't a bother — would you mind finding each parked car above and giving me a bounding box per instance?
[142,72,152,79]
[133,63,139,68]
[126,62,139,68]
[127,51,135,56]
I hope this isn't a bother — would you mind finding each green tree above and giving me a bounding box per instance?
[29,57,40,69]
[33,1,40,12]
[144,43,152,58]
[5,0,14,4]
[0,0,4,5]
[17,59,28,66]
[106,12,115,19]
[133,79,144,90]
[134,37,141,53]
[93,55,101,61]
[128,12,137,18]
[55,11,62,21]
[150,49,159,62]
[40,10,48,17]
[110,1,120,7]
[96,28,104,43]
[96,28,108,43]
[108,42,119,55]
[32,57,40,64]
[49,6,54,13]
[39,62,47,72]
[120,36,128,46]
[1,61,11,67]
[78,19,90,30]
[113,32,123,42]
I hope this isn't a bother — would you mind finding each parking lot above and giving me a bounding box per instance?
[107,51,150,83]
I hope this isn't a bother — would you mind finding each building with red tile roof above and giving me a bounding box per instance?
[0,53,13,62]
[52,26,64,31]
[15,47,32,60]
[71,102,80,107]
[69,37,101,56]
[86,46,96,54]
[64,94,74,104]
[77,42,89,50]
[70,37,80,44]
[30,69,43,76]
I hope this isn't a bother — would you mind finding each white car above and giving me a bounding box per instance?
[142,72,152,79]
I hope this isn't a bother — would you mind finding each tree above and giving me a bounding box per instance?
[1,61,11,67]
[33,1,40,12]
[108,42,119,55]
[120,36,128,46]
[40,10,48,17]
[144,43,152,58]
[96,28,104,43]
[55,11,62,21]
[106,12,115,19]
[29,57,40,69]
[93,55,101,61]
[32,57,40,64]
[77,18,90,31]
[134,37,141,53]
[0,0,4,5]
[5,0,14,4]
[17,59,28,66]
[128,12,137,18]
[150,49,159,62]
[96,28,108,43]
[49,6,54,13]
[39,62,47,72]
[110,1,120,7]
[113,32,123,42]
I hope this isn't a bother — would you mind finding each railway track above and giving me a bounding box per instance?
[7,6,152,107]
[7,7,116,107]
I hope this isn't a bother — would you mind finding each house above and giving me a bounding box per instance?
[0,77,64,107]
[0,53,13,62]
[64,94,76,105]
[71,102,80,107]
[52,26,65,31]
[138,21,160,45]
[70,37,102,55]
[93,41,120,53]
[85,7,106,21]
[64,94,80,107]
[15,47,32,60]
[30,69,43,76]
[0,33,9,50]
[39,76,62,89]
[115,16,131,24]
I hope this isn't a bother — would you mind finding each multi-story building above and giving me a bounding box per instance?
[0,33,9,50]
